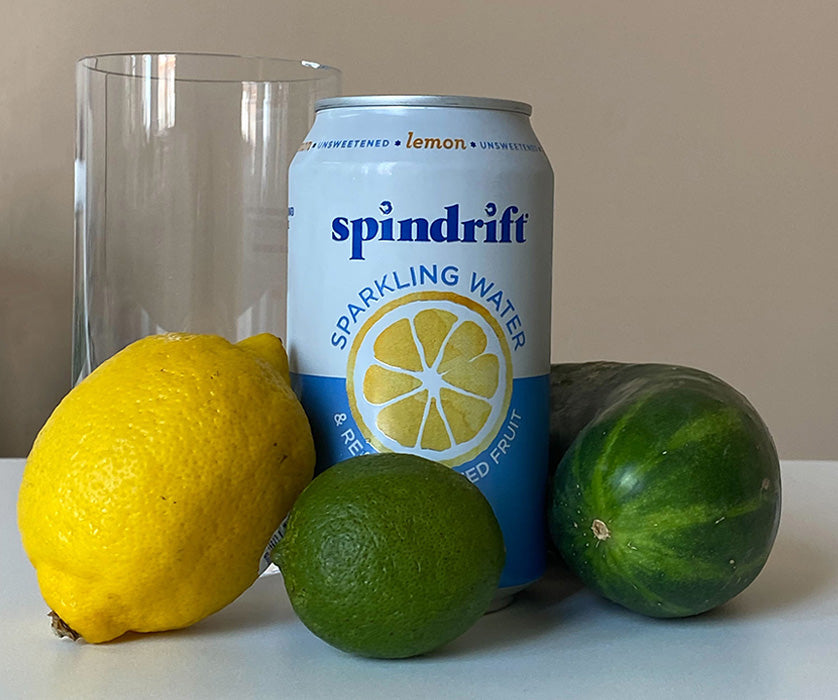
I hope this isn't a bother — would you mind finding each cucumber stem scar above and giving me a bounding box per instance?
[591,519,611,540]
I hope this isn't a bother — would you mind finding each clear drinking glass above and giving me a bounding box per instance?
[73,53,340,383]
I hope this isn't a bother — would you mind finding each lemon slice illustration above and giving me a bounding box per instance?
[347,291,512,466]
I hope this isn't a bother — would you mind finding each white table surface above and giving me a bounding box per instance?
[2,458,837,699]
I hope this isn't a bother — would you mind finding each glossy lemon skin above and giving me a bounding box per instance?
[17,333,315,643]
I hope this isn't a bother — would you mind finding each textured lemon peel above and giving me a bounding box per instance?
[18,333,314,643]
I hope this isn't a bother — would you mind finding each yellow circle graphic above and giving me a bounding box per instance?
[347,291,513,466]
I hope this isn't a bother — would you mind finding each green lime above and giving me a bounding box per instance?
[271,453,505,659]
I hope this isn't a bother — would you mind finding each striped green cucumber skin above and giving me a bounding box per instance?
[549,363,781,618]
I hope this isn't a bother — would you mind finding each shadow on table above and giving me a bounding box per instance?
[430,554,590,659]
[699,532,836,623]
[105,572,294,644]
[105,520,834,647]
[436,525,836,657]
[186,571,295,637]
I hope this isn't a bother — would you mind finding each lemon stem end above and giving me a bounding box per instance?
[49,610,81,641]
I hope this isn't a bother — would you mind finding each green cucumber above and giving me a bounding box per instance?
[548,362,781,617]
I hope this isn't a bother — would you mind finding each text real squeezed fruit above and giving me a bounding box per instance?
[287,95,554,597]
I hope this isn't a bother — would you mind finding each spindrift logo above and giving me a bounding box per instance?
[331,201,529,260]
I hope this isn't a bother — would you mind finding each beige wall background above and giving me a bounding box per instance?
[1,1,835,458]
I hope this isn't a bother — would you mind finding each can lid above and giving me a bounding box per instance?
[315,95,532,116]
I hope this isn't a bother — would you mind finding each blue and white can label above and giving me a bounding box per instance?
[287,95,554,591]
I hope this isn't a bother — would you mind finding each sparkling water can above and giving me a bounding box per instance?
[287,95,554,601]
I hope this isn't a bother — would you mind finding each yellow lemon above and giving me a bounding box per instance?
[347,292,512,466]
[17,333,315,643]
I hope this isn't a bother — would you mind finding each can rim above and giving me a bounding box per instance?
[315,95,532,116]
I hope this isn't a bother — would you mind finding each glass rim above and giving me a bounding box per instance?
[76,51,341,84]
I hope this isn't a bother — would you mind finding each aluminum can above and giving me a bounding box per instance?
[287,95,554,600]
